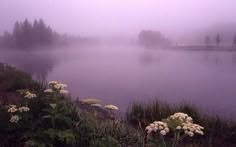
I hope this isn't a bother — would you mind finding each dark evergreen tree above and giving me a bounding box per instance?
[32,19,39,45]
[0,18,64,49]
[22,19,33,48]
[12,21,22,47]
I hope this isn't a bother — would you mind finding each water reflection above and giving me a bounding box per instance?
[0,50,58,81]
[1,46,236,117]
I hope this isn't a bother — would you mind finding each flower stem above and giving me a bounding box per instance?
[160,134,166,147]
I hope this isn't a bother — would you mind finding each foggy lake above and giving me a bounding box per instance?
[1,45,236,116]
[2,1,236,146]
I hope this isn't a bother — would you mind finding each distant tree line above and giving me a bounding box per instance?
[0,19,72,49]
[204,33,236,47]
[138,30,171,48]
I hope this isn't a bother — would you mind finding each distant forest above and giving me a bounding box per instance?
[0,19,93,50]
[138,30,171,48]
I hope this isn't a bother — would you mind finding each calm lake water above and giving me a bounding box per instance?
[1,44,236,117]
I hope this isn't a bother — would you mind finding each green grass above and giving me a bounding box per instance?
[126,99,236,146]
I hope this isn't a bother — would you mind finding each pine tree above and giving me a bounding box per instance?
[13,21,24,48]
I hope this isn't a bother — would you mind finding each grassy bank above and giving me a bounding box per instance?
[126,100,236,146]
[0,63,143,147]
[0,63,236,147]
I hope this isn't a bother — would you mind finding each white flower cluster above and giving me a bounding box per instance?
[104,104,119,110]
[80,98,101,105]
[81,99,119,111]
[44,81,69,94]
[145,112,204,138]
[49,81,68,90]
[24,91,37,99]
[10,115,20,123]
[168,112,193,123]
[146,121,169,135]
[44,89,53,93]
[167,112,204,137]
[59,89,69,94]
[7,105,29,123]
[7,91,34,123]
[8,105,18,113]
[19,106,30,112]
[182,122,204,136]
[90,104,102,107]
[8,105,30,113]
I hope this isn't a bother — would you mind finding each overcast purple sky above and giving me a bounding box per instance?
[0,0,236,36]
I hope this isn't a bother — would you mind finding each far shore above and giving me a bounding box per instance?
[168,45,236,51]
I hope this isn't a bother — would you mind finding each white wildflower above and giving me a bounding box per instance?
[80,98,101,105]
[104,104,119,110]
[146,121,169,135]
[182,122,204,136]
[168,112,190,122]
[44,89,53,93]
[54,84,61,90]
[145,112,204,140]
[24,91,37,99]
[164,127,170,133]
[153,126,158,132]
[90,104,102,107]
[187,131,194,137]
[157,121,164,125]
[149,123,155,128]
[50,104,57,109]
[145,126,153,134]
[160,130,167,136]
[176,126,182,130]
[51,82,68,90]
[48,81,69,93]
[195,130,204,135]
[183,126,187,130]
[10,115,20,123]
[57,83,68,89]
[48,81,59,86]
[8,105,18,113]
[59,90,69,94]
[187,117,193,122]
[19,106,30,112]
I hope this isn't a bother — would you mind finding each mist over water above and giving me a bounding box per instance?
[1,44,236,117]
